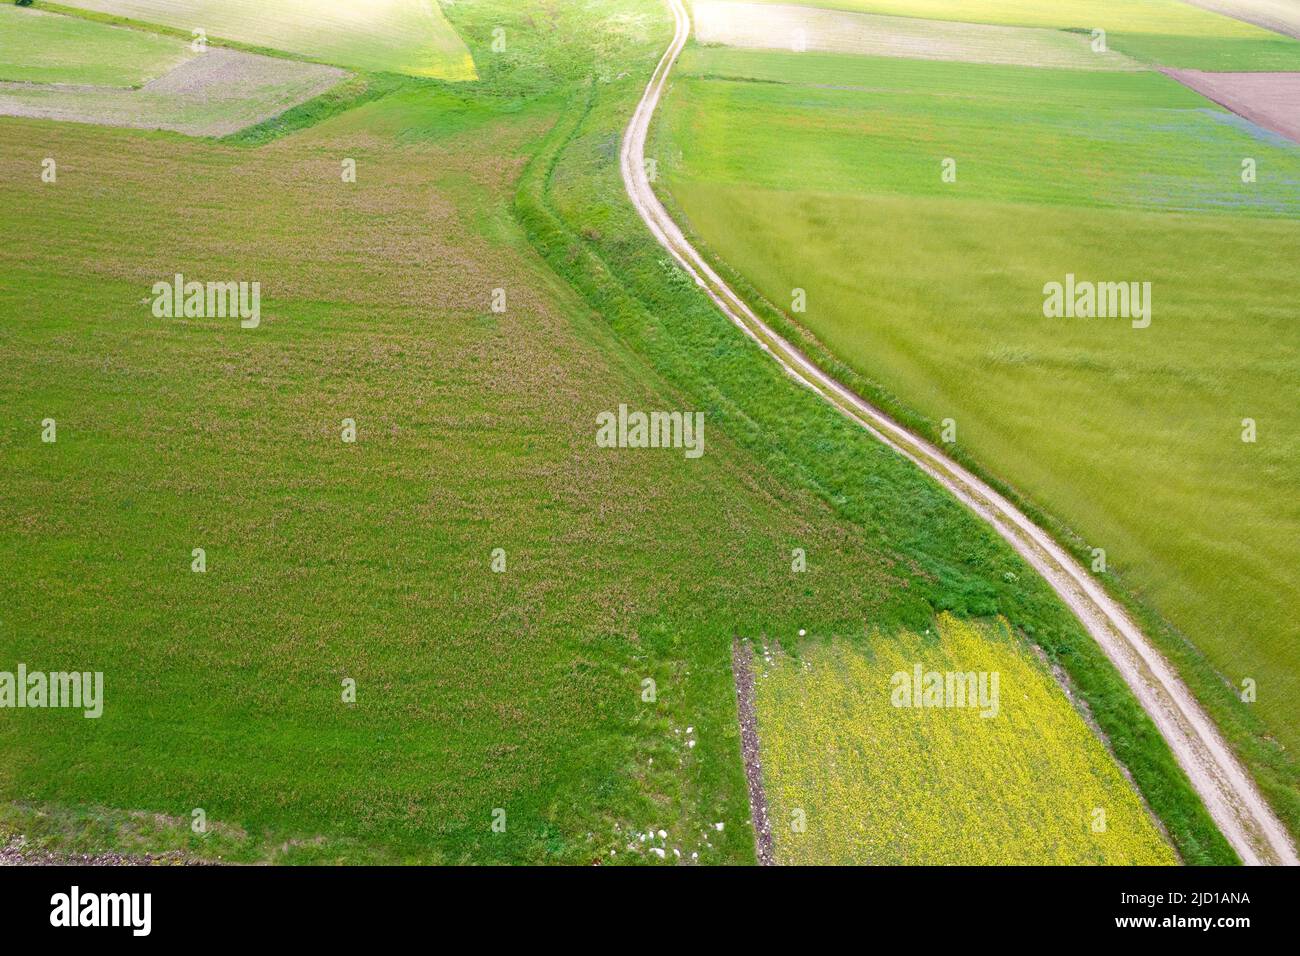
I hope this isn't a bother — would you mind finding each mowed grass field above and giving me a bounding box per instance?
[754,615,1177,864]
[51,0,477,79]
[0,3,193,86]
[730,0,1300,68]
[656,43,1300,828]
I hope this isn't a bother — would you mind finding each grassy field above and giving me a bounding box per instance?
[0,3,193,86]
[0,3,744,861]
[729,0,1300,68]
[0,93,765,863]
[753,615,1177,864]
[50,0,477,79]
[0,48,347,137]
[0,0,1237,864]
[656,44,1300,836]
[664,48,1300,214]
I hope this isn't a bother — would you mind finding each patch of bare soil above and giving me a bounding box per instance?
[1163,68,1300,143]
[732,638,774,866]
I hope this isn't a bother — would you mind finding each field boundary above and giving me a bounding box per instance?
[626,0,1297,867]
[1176,0,1300,40]
[731,639,774,866]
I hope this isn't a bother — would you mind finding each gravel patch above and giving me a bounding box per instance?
[0,836,198,866]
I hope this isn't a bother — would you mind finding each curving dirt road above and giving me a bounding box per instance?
[620,0,1298,866]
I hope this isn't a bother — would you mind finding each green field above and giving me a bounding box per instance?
[656,43,1300,835]
[692,1,1142,70]
[754,615,1177,864]
[0,3,193,86]
[51,0,477,79]
[665,48,1300,214]
[0,0,1240,864]
[731,0,1300,68]
[0,47,347,137]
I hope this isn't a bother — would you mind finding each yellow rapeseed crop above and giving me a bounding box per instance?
[752,614,1178,864]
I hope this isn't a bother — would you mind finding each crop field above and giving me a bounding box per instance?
[656,38,1300,831]
[662,49,1300,214]
[52,0,478,79]
[693,2,1140,70]
[729,0,1300,68]
[0,3,193,87]
[0,94,763,863]
[0,0,1246,870]
[0,6,349,138]
[0,48,348,137]
[1182,0,1300,38]
[751,615,1177,864]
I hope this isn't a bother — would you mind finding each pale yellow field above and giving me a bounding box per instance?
[693,1,1140,69]
[752,614,1178,864]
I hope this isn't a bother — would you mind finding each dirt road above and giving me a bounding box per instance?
[620,0,1298,866]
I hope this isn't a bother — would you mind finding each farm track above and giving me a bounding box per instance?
[621,0,1299,867]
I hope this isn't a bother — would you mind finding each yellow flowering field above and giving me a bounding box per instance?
[752,614,1178,864]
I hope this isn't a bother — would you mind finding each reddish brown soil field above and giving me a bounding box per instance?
[1163,69,1300,144]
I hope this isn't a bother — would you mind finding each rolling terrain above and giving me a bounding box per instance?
[1,0,1282,866]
